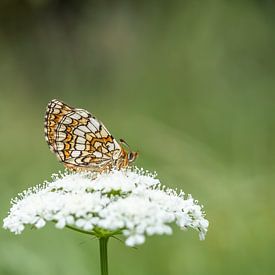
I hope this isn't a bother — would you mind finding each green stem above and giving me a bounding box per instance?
[99,237,109,275]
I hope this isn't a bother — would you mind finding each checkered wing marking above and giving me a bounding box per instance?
[45,99,122,169]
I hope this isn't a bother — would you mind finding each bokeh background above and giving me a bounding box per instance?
[1,0,275,274]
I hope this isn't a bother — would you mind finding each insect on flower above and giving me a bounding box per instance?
[44,99,138,172]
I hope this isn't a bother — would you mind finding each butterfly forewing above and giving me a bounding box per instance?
[44,99,122,170]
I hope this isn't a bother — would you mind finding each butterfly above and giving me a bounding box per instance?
[44,99,138,172]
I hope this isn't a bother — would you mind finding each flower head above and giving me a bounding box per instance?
[3,168,208,246]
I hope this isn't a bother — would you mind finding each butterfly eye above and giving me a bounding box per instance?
[128,152,137,162]
[128,152,134,161]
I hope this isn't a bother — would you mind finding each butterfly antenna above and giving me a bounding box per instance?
[119,138,131,151]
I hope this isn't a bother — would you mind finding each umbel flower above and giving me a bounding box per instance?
[3,168,208,275]
[3,168,208,246]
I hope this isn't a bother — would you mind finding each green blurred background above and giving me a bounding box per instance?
[1,0,275,274]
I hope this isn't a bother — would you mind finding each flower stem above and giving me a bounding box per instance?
[99,237,109,275]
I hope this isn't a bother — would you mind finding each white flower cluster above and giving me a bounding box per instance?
[3,168,208,246]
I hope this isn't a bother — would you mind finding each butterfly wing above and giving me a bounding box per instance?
[44,99,123,170]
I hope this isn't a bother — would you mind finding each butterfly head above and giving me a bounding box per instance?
[119,138,138,165]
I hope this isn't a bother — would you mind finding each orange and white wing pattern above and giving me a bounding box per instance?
[44,99,125,171]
